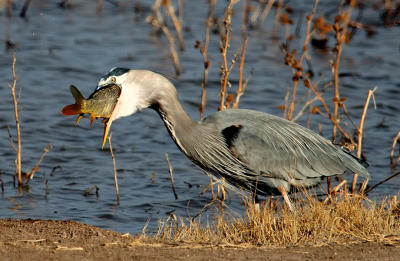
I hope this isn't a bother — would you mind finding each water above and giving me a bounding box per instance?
[0,1,399,234]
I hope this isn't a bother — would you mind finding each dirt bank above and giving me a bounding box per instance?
[0,219,399,261]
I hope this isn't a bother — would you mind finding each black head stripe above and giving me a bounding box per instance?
[100,67,130,81]
[108,67,129,77]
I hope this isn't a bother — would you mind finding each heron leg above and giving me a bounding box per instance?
[277,186,294,211]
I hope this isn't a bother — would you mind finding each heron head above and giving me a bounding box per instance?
[95,68,158,149]
[97,67,130,88]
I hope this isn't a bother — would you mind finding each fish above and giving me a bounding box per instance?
[62,84,121,148]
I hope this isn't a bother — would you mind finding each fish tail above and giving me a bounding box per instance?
[61,85,86,115]
[62,104,81,115]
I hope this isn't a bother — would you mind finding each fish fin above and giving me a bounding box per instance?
[70,85,85,103]
[62,104,81,115]
[75,114,84,125]
[62,85,86,116]
[89,115,95,126]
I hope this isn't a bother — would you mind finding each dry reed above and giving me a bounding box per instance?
[250,0,275,29]
[154,195,400,247]
[20,0,32,18]
[8,54,22,186]
[7,54,52,188]
[6,0,11,17]
[285,0,319,121]
[97,0,103,12]
[147,0,183,76]
[352,86,377,193]
[219,0,239,111]
[25,143,52,183]
[218,0,251,111]
[196,0,215,120]
[165,0,185,51]
[331,1,356,144]
[390,131,400,170]
[165,153,178,200]
[232,37,248,109]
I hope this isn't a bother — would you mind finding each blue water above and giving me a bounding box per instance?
[0,1,399,234]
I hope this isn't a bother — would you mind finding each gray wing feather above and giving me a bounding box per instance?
[203,109,370,186]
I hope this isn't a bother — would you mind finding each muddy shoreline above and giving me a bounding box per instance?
[0,219,399,261]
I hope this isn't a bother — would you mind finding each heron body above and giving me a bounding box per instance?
[93,68,370,208]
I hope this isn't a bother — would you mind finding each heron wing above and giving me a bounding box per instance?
[203,109,369,183]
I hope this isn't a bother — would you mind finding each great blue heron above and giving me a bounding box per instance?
[89,68,370,209]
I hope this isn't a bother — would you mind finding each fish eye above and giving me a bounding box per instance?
[110,77,116,83]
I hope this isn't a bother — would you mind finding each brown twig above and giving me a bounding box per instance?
[304,79,353,143]
[7,126,17,152]
[165,0,185,51]
[108,133,120,205]
[26,143,53,182]
[249,0,262,27]
[287,0,319,120]
[147,0,181,75]
[165,153,178,200]
[0,178,4,193]
[197,0,215,119]
[6,0,12,17]
[351,86,377,194]
[200,176,216,200]
[8,54,22,186]
[97,0,103,12]
[327,176,332,203]
[219,0,239,111]
[233,37,248,109]
[390,131,400,170]
[161,24,181,75]
[241,0,250,34]
[332,0,356,143]
[323,179,346,203]
[292,79,328,122]
[272,0,283,35]
[257,0,275,29]
[19,0,32,17]
[365,171,400,195]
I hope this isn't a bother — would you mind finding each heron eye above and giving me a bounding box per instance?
[110,77,116,83]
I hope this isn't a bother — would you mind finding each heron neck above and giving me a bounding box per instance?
[151,95,197,155]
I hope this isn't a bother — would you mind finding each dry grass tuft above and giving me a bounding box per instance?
[153,195,400,247]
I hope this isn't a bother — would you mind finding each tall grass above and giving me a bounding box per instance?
[152,195,400,247]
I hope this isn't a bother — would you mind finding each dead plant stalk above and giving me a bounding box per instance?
[233,37,248,109]
[97,0,103,12]
[165,0,185,51]
[165,153,178,200]
[287,0,319,120]
[8,54,22,186]
[332,1,356,143]
[148,0,181,75]
[26,143,52,182]
[257,0,275,29]
[161,25,181,76]
[352,86,377,193]
[198,0,216,120]
[304,79,353,142]
[390,131,400,170]
[219,0,239,111]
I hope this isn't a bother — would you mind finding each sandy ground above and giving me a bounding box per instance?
[0,219,399,261]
